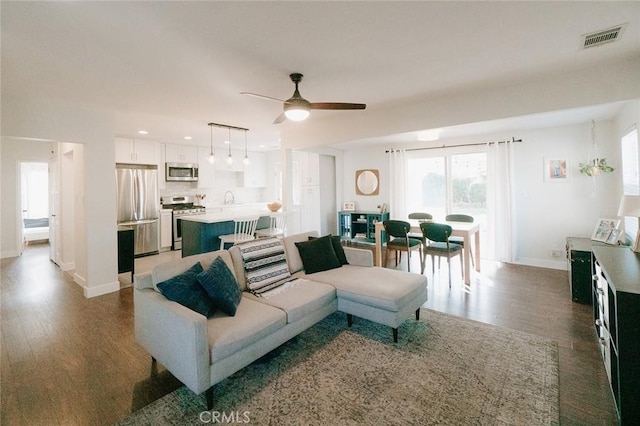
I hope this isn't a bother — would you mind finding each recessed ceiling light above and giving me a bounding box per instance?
[224,140,230,144]
[184,136,192,140]
[417,129,441,142]
[259,144,266,148]
[138,130,148,135]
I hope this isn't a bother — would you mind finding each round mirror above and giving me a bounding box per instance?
[356,169,379,196]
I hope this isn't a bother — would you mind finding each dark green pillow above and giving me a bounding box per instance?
[309,235,348,265]
[157,262,216,317]
[295,234,342,274]
[197,256,242,316]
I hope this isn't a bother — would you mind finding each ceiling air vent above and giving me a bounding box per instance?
[582,24,627,49]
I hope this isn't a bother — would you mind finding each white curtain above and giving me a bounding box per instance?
[389,149,407,219]
[487,141,517,262]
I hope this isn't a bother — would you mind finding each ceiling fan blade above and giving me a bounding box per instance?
[240,92,285,103]
[309,102,366,110]
[273,112,287,124]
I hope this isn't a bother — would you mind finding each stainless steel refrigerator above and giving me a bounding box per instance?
[116,164,159,256]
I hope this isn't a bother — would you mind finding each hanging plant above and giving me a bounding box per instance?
[578,158,614,176]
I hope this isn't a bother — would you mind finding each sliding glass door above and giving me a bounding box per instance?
[407,152,487,221]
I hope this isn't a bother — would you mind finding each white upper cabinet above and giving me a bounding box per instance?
[295,151,320,186]
[165,143,198,164]
[197,146,216,188]
[115,137,158,165]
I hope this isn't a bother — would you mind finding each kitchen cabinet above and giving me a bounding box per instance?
[115,137,158,165]
[243,151,267,187]
[215,149,245,172]
[197,146,216,188]
[301,186,321,234]
[295,151,320,185]
[159,209,173,251]
[165,143,198,164]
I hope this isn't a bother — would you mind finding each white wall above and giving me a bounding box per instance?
[342,149,388,213]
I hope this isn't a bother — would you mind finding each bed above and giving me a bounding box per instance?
[23,217,49,243]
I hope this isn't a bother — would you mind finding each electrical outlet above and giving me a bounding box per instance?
[551,249,564,258]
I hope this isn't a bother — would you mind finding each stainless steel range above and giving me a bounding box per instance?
[160,195,206,251]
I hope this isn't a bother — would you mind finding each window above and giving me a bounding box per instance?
[407,152,487,224]
[621,128,639,241]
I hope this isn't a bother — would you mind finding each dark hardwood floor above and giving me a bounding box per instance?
[1,243,618,425]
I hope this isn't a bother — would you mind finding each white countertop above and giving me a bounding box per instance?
[180,210,272,224]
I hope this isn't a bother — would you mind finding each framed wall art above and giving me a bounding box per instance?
[342,201,356,211]
[544,157,570,182]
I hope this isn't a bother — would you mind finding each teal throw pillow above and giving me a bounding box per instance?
[197,256,242,316]
[295,234,342,274]
[157,262,216,317]
[309,235,349,265]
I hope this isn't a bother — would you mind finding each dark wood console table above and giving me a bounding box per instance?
[591,245,640,424]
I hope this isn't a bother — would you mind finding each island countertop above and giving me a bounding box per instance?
[180,210,271,224]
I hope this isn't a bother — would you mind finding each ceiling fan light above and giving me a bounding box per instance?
[284,108,310,121]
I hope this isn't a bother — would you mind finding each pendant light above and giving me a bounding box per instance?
[207,123,215,164]
[226,127,233,165]
[243,129,250,166]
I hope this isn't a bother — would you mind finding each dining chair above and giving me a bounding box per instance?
[407,212,433,245]
[255,212,288,239]
[445,214,475,268]
[420,222,463,288]
[219,216,259,250]
[383,220,424,273]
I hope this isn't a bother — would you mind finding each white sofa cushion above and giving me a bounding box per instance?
[208,297,286,362]
[297,265,427,312]
[244,280,336,324]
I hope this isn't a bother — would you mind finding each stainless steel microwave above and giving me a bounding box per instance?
[165,162,198,182]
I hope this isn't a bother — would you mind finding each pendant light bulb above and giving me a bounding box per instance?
[243,129,250,166]
[208,123,215,164]
[226,127,233,165]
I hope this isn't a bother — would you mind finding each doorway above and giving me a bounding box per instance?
[20,162,51,251]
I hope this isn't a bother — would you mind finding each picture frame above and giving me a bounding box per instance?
[605,229,620,245]
[591,218,620,243]
[342,201,355,211]
[543,157,570,182]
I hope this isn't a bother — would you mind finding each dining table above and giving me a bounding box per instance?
[374,220,481,285]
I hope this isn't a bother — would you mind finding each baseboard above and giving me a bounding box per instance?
[1,250,20,259]
[59,261,75,271]
[514,257,567,271]
[80,279,120,298]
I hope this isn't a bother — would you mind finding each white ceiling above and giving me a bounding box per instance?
[2,1,639,150]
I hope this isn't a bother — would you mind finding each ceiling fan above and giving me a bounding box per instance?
[241,73,366,124]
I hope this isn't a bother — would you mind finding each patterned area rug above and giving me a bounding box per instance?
[116,309,559,425]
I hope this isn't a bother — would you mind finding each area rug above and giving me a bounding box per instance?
[116,309,559,425]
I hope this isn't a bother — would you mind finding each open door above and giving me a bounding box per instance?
[48,157,61,265]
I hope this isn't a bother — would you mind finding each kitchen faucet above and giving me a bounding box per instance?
[223,191,235,205]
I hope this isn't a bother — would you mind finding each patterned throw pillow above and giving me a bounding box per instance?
[239,237,292,293]
[157,262,216,317]
[295,234,342,274]
[197,256,242,316]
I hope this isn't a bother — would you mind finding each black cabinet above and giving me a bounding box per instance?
[566,237,594,304]
[118,227,135,281]
[592,246,640,425]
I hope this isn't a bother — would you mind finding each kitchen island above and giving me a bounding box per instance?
[180,211,272,257]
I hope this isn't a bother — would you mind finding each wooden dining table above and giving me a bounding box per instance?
[374,220,481,285]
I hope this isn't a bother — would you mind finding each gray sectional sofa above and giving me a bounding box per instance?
[133,231,428,409]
